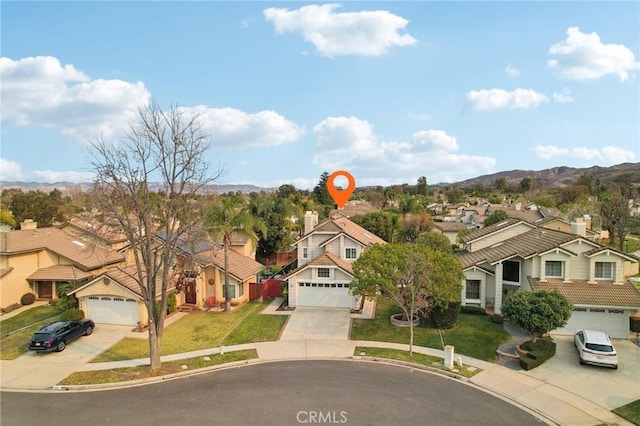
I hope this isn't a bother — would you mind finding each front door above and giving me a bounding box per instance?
[38,281,53,299]
[184,281,197,304]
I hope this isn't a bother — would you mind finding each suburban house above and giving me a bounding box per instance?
[0,227,126,306]
[457,218,640,338]
[432,221,468,245]
[284,211,386,309]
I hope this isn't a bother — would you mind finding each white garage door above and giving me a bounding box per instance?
[86,296,139,326]
[553,307,628,339]
[297,282,354,308]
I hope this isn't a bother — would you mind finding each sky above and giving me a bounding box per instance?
[1,1,639,190]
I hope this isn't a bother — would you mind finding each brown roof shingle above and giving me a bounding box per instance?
[286,252,354,278]
[194,246,263,281]
[529,278,640,308]
[0,228,125,270]
[27,265,94,281]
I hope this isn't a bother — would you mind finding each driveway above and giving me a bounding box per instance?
[0,324,131,389]
[522,336,640,409]
[279,307,351,341]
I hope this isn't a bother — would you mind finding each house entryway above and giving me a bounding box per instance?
[184,282,197,304]
[279,307,352,341]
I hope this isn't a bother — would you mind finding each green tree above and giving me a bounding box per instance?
[493,177,508,192]
[519,177,533,193]
[0,208,17,228]
[350,211,399,243]
[501,290,572,343]
[416,176,428,197]
[600,187,632,250]
[351,243,464,355]
[204,194,266,312]
[484,209,509,227]
[312,171,333,206]
[416,231,453,253]
[89,101,219,369]
[397,213,432,243]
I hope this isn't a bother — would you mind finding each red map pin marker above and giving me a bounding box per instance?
[327,170,356,208]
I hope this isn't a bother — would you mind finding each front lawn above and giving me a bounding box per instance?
[59,349,258,385]
[0,306,63,360]
[91,302,284,362]
[351,298,510,362]
[613,399,640,425]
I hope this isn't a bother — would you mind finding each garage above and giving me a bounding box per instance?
[553,307,629,339]
[86,296,139,326]
[297,282,354,308]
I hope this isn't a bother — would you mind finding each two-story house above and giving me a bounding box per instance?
[285,212,386,309]
[457,219,640,338]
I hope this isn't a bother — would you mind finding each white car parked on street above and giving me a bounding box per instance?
[574,329,618,369]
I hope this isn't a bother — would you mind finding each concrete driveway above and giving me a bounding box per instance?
[523,336,640,409]
[0,324,131,389]
[279,307,351,341]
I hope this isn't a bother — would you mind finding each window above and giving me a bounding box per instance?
[237,282,244,297]
[545,261,563,278]
[317,268,330,278]
[222,284,236,299]
[465,280,480,299]
[595,262,613,279]
[302,247,308,259]
[345,248,357,259]
[502,260,520,283]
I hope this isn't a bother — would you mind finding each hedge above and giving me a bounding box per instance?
[430,302,461,329]
[460,305,487,315]
[519,338,556,370]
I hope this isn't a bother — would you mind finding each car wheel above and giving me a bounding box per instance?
[579,357,584,365]
[85,326,93,336]
[613,365,618,370]
[56,341,66,352]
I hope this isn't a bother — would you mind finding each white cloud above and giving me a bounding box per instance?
[0,56,150,141]
[312,116,496,182]
[263,3,416,57]
[0,158,24,181]
[30,170,95,183]
[466,88,549,111]
[548,27,640,81]
[532,145,636,164]
[180,106,304,148]
[505,64,520,77]
[552,88,574,103]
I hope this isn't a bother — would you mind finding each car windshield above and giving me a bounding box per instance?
[32,333,52,339]
[586,343,614,353]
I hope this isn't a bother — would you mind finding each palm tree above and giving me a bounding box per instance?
[204,194,265,312]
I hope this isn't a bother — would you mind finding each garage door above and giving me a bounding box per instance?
[553,307,628,339]
[297,282,354,308]
[86,296,139,326]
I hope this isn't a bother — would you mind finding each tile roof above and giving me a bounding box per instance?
[318,213,386,246]
[457,228,580,269]
[529,278,640,308]
[60,218,128,244]
[583,246,639,261]
[286,252,354,278]
[0,228,125,270]
[433,222,467,232]
[68,265,166,299]
[194,246,263,281]
[27,265,94,281]
[505,210,543,223]
[0,267,14,278]
[459,218,531,244]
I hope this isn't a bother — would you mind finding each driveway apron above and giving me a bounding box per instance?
[279,307,351,341]
[0,324,130,389]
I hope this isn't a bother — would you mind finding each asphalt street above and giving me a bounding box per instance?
[1,360,546,426]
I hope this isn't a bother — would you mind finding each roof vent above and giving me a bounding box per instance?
[72,240,86,247]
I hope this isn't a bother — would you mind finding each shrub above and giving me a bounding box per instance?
[519,338,556,370]
[430,302,460,329]
[460,305,486,315]
[1,303,22,313]
[61,308,85,321]
[167,292,177,314]
[491,313,504,324]
[20,293,36,305]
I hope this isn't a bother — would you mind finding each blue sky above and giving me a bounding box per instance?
[1,1,639,190]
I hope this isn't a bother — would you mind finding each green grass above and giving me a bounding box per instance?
[613,399,640,426]
[91,302,285,362]
[0,306,63,360]
[59,349,258,385]
[355,346,481,378]
[351,298,510,362]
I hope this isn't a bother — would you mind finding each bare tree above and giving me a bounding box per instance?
[600,187,631,251]
[89,102,222,369]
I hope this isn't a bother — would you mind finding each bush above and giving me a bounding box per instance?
[167,293,177,314]
[460,305,486,315]
[61,308,85,321]
[20,293,36,305]
[519,338,556,370]
[430,302,460,329]
[1,303,23,313]
[491,313,504,324]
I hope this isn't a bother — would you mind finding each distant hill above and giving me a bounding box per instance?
[438,162,640,189]
[0,181,275,195]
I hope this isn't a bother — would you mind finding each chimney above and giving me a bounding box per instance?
[304,211,318,235]
[582,214,592,230]
[571,220,586,237]
[20,219,37,230]
[515,202,522,211]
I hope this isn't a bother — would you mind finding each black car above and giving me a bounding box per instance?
[28,319,95,352]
